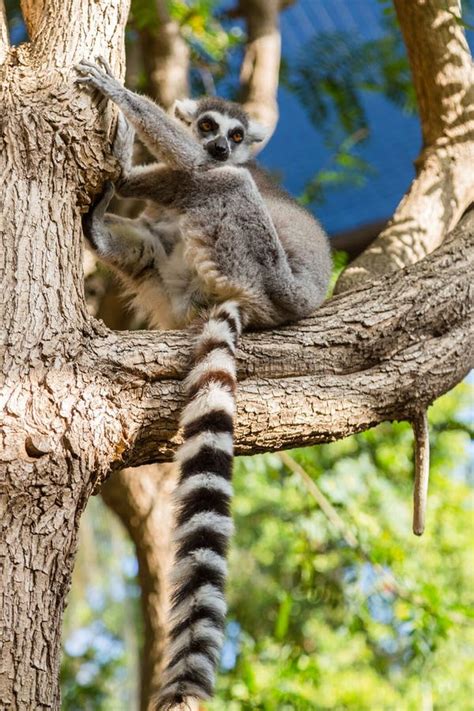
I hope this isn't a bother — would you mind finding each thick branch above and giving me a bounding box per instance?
[19,0,46,40]
[336,0,474,292]
[239,0,284,145]
[394,0,473,146]
[336,149,474,291]
[1,2,132,359]
[138,0,189,109]
[89,212,474,468]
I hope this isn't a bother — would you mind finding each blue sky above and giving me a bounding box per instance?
[257,0,420,234]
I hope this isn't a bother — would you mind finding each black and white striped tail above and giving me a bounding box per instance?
[157,301,242,710]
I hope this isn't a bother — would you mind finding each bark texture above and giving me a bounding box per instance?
[336,0,474,292]
[0,1,130,707]
[0,1,8,65]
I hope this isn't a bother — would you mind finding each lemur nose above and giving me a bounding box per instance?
[209,137,229,160]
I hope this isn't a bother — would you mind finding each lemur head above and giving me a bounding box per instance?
[173,96,268,164]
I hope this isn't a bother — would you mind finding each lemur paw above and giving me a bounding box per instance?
[74,58,121,95]
[82,181,115,249]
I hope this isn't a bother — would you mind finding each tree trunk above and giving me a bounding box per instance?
[101,466,175,711]
[239,0,282,143]
[0,1,130,706]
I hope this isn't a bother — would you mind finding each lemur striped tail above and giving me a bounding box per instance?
[157,301,242,710]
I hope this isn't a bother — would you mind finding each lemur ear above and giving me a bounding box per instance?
[247,120,269,143]
[173,99,199,125]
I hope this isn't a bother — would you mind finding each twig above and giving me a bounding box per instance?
[412,410,430,536]
[278,450,359,549]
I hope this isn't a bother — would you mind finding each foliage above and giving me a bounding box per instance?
[298,129,374,208]
[286,8,415,208]
[129,0,244,95]
[62,500,141,710]
[289,29,415,140]
[209,383,474,710]
[63,383,473,710]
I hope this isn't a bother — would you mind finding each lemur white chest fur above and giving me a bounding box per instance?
[76,57,331,711]
[130,165,260,330]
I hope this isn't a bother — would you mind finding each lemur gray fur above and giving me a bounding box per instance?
[76,58,331,710]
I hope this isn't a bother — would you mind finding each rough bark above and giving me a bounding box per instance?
[0,1,130,707]
[336,0,474,292]
[0,1,8,66]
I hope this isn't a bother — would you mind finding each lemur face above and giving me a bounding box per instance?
[174,98,268,165]
[196,111,247,163]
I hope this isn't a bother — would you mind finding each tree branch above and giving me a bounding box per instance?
[101,464,176,709]
[89,211,474,468]
[239,0,286,146]
[394,0,473,146]
[336,0,474,292]
[0,0,9,65]
[138,0,189,109]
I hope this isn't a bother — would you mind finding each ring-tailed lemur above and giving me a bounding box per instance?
[75,58,331,710]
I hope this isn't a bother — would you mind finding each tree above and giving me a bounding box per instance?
[0,1,472,710]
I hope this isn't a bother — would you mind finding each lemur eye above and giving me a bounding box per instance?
[199,119,213,132]
[230,130,244,143]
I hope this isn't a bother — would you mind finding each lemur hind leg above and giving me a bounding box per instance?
[82,183,167,280]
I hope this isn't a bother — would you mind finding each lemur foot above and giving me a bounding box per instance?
[82,181,115,249]
[74,58,121,96]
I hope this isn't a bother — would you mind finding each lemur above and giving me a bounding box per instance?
[76,58,331,710]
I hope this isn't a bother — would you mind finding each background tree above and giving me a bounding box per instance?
[0,2,472,711]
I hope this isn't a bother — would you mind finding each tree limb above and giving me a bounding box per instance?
[89,212,474,468]
[137,0,189,110]
[394,0,473,146]
[239,0,285,146]
[336,0,474,292]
